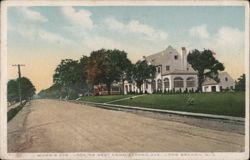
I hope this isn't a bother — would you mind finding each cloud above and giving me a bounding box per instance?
[213,26,244,53]
[19,7,47,23]
[189,25,210,39]
[103,17,168,41]
[61,7,93,29]
[37,29,73,45]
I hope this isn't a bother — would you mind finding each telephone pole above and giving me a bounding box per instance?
[12,64,25,105]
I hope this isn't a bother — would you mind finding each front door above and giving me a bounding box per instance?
[211,86,216,92]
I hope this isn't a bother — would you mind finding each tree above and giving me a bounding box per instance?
[8,77,36,103]
[87,49,132,95]
[7,80,18,103]
[235,74,245,91]
[103,49,132,94]
[19,77,36,100]
[132,60,156,93]
[187,49,225,92]
[53,58,88,97]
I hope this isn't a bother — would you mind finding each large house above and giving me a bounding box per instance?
[124,45,198,94]
[124,45,235,94]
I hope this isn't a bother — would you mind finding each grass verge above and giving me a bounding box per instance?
[80,95,133,103]
[7,101,26,122]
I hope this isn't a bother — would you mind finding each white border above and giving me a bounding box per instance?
[0,0,249,160]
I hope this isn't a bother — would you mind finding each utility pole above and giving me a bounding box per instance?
[12,64,25,105]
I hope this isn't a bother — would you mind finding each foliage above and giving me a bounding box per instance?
[7,80,18,103]
[131,60,156,92]
[235,74,245,91]
[7,77,36,103]
[52,56,89,98]
[187,49,224,92]
[87,49,132,95]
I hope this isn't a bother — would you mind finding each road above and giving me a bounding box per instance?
[8,99,244,152]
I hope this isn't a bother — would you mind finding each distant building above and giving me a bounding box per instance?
[124,45,198,94]
[202,72,235,92]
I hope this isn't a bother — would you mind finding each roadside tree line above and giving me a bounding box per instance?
[38,48,245,99]
[39,49,156,99]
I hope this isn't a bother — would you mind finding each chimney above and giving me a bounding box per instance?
[181,47,187,70]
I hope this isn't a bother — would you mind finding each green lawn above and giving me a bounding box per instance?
[112,92,245,117]
[79,92,245,117]
[80,94,132,103]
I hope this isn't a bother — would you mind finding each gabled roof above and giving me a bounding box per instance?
[202,72,234,85]
[145,45,179,66]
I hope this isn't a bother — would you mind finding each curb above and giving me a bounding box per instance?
[70,100,245,122]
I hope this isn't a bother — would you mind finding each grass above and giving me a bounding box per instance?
[7,101,26,122]
[80,94,133,103]
[80,92,245,117]
[113,92,245,117]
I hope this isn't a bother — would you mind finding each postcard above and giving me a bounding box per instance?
[0,0,249,159]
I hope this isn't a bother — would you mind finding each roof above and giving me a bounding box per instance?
[145,45,179,66]
[202,72,233,85]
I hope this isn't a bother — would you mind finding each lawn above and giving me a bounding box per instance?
[112,92,245,117]
[80,94,132,103]
[80,92,245,117]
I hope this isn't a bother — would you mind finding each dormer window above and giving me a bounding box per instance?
[174,55,178,60]
[225,77,228,81]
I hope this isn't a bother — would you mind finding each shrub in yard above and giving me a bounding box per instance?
[179,88,182,94]
[186,96,195,106]
[184,88,188,93]
[68,90,78,100]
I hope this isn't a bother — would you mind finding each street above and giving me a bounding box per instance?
[8,99,244,152]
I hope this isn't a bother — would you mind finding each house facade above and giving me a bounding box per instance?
[124,45,198,94]
[202,72,235,92]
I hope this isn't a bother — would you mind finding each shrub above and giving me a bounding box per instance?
[186,96,195,106]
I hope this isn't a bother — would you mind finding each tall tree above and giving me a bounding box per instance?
[7,80,18,103]
[19,77,36,100]
[187,49,225,92]
[235,74,245,91]
[87,49,132,95]
[132,60,156,93]
[53,58,88,97]
[7,77,36,103]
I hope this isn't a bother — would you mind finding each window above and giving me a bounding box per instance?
[151,80,156,92]
[174,77,184,88]
[174,55,178,60]
[187,68,189,71]
[225,77,228,81]
[157,79,162,90]
[186,77,195,87]
[157,67,161,73]
[166,65,170,71]
[164,78,169,89]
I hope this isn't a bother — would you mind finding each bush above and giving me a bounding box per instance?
[68,90,79,100]
[186,96,195,106]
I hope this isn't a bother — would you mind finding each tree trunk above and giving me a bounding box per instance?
[107,83,111,95]
[198,72,204,92]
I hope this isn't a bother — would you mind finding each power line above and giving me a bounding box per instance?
[12,64,25,105]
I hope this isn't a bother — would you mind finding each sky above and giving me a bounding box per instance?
[7,6,246,92]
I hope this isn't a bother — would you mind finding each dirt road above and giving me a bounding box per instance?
[8,99,244,152]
